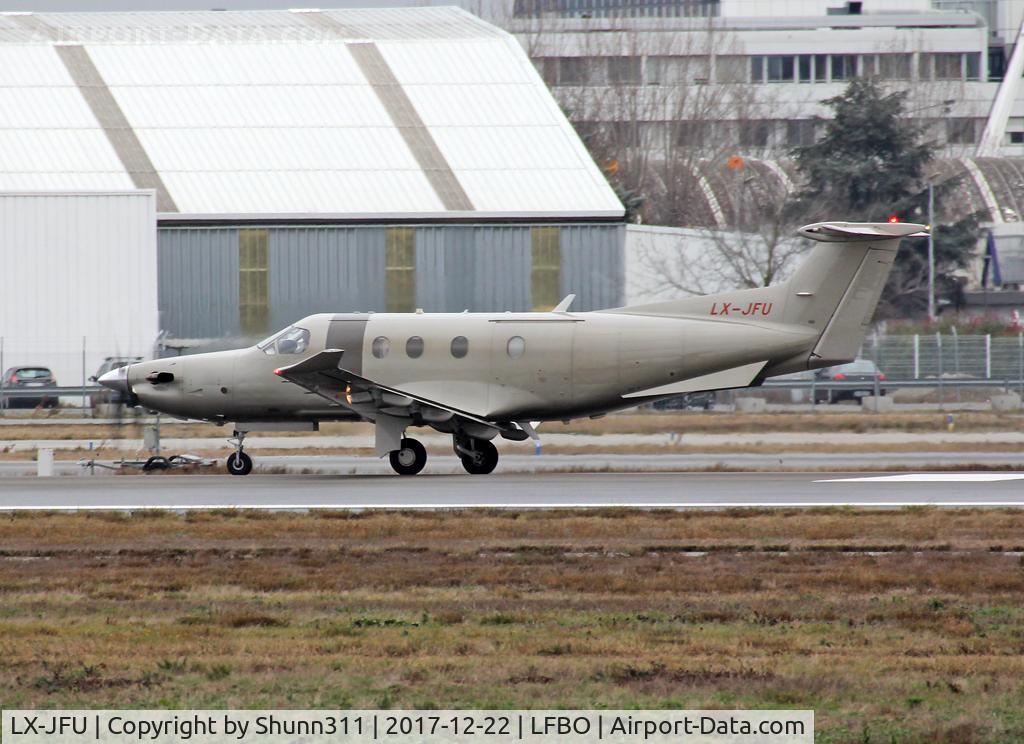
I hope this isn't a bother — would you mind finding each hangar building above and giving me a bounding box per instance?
[0,7,624,348]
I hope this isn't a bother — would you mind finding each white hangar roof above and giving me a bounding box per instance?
[0,7,624,221]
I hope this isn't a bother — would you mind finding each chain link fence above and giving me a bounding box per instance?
[862,333,1024,389]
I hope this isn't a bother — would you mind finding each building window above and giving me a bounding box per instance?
[831,54,857,81]
[787,120,815,147]
[610,121,640,148]
[875,54,911,80]
[386,228,416,313]
[766,55,795,82]
[372,336,390,359]
[239,228,269,337]
[608,56,642,85]
[946,118,978,145]
[1010,131,1024,145]
[798,55,812,82]
[450,336,469,358]
[507,336,526,359]
[814,54,828,82]
[749,55,764,83]
[675,120,706,147]
[406,336,424,358]
[714,55,746,84]
[535,57,558,86]
[558,57,587,85]
[513,0,722,18]
[934,53,962,80]
[966,52,981,80]
[646,56,708,85]
[740,120,770,148]
[531,226,561,311]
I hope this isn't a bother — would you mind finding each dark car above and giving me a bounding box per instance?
[651,391,717,411]
[813,360,886,404]
[1,366,58,409]
[89,356,143,407]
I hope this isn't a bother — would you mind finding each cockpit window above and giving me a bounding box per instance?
[259,326,310,355]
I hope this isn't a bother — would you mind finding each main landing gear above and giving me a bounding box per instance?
[454,435,499,475]
[389,437,427,476]
[226,430,253,476]
[385,435,500,476]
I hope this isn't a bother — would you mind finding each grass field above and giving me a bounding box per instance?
[3,410,1024,442]
[1,508,1023,743]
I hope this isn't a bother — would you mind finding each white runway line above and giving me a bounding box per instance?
[817,474,1024,483]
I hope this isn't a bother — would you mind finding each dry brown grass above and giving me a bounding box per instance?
[565,410,1024,435]
[2,411,1023,443]
[0,509,1023,743]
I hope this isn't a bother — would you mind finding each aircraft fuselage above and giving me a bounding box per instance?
[120,310,816,426]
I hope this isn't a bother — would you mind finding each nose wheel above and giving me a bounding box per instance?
[455,436,499,475]
[226,431,253,476]
[227,451,253,476]
[389,437,427,475]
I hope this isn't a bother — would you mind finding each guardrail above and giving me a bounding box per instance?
[0,386,104,399]
[760,378,1022,390]
[0,386,105,413]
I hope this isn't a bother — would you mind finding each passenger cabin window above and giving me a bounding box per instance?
[372,336,390,359]
[406,336,424,358]
[450,336,469,358]
[507,336,525,359]
[259,326,310,355]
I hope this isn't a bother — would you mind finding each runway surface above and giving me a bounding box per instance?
[1,470,1023,509]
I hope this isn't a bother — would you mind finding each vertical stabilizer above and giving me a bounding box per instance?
[611,221,926,371]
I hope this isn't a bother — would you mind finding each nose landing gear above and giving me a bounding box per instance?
[226,430,253,476]
[454,435,499,475]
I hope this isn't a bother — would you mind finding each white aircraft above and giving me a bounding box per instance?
[99,221,924,476]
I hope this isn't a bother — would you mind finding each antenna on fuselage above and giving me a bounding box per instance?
[553,294,576,313]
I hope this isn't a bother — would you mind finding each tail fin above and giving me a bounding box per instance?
[615,221,927,369]
[789,222,925,366]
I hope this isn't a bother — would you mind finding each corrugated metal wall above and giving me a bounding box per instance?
[0,190,158,386]
[157,223,623,338]
[158,228,239,338]
[270,228,386,328]
[562,223,625,310]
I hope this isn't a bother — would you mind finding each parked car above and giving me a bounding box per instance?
[0,366,58,408]
[651,391,717,411]
[813,360,886,404]
[89,356,143,407]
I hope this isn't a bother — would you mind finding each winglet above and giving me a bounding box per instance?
[553,294,576,312]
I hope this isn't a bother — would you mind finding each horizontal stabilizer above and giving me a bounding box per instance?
[623,360,767,399]
[799,221,928,242]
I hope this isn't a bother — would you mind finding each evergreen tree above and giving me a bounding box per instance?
[791,78,932,221]
[791,78,979,318]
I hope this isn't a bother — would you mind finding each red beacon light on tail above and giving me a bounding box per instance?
[887,215,900,224]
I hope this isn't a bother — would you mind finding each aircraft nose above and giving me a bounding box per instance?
[97,366,130,395]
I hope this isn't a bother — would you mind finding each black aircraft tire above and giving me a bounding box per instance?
[460,439,499,475]
[226,451,253,476]
[389,438,427,476]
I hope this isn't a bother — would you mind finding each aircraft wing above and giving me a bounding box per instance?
[272,349,518,436]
